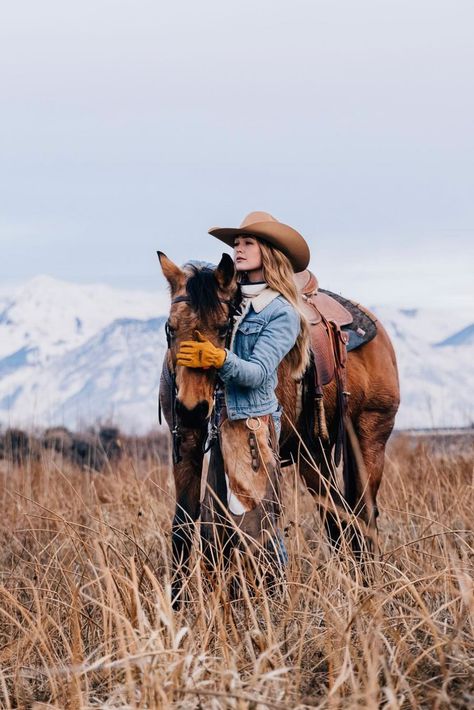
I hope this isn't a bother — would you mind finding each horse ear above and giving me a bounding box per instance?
[215,253,235,289]
[157,251,185,294]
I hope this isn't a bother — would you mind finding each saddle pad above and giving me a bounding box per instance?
[319,289,378,352]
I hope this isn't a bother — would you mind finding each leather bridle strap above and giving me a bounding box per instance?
[163,294,238,465]
[171,295,234,307]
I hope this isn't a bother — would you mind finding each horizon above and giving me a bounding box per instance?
[1,269,473,316]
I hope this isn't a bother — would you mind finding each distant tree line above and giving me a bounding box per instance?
[0,426,170,470]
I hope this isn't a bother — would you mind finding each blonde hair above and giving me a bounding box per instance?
[240,240,311,379]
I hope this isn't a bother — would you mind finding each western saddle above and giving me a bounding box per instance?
[296,270,353,449]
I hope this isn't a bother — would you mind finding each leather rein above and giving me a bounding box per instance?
[159,294,237,465]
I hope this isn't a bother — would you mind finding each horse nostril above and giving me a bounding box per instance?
[195,401,210,419]
[175,400,210,427]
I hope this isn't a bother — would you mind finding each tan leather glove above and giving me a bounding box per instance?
[176,330,227,369]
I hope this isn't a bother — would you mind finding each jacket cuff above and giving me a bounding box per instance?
[219,349,235,381]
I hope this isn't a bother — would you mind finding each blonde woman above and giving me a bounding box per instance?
[176,212,311,564]
[177,212,310,434]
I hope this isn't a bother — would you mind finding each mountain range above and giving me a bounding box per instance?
[0,276,472,432]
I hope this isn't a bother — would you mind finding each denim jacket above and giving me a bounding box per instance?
[219,289,300,421]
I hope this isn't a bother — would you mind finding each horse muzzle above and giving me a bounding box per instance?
[175,399,210,428]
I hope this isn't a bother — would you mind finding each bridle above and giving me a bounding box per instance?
[159,293,238,465]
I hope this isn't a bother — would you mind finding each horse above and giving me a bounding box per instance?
[158,252,400,600]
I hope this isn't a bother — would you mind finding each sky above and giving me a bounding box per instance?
[1,0,473,309]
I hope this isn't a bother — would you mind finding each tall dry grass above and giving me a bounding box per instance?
[0,433,472,708]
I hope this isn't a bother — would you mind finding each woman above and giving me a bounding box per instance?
[177,211,310,425]
[176,211,311,564]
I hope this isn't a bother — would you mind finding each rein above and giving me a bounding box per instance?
[161,294,237,465]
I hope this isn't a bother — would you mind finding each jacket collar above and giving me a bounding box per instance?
[250,288,280,313]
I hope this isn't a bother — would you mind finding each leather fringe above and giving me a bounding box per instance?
[315,395,329,441]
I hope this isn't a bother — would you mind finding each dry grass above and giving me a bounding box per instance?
[0,433,473,708]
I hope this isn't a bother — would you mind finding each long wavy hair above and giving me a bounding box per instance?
[239,240,311,380]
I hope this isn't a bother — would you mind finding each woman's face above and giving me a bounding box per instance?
[233,235,263,274]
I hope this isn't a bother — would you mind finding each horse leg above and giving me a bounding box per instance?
[297,437,377,557]
[297,446,349,550]
[171,430,205,607]
[351,407,396,520]
[342,408,397,558]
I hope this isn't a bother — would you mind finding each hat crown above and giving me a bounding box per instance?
[239,211,278,229]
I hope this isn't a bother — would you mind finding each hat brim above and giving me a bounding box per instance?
[208,220,310,273]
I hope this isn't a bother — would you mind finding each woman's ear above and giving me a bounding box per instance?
[157,251,185,294]
[214,253,235,289]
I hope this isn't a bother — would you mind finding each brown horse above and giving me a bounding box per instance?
[158,253,400,598]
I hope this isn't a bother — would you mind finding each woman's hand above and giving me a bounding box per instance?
[176,331,227,369]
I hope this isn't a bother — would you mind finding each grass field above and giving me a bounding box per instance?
[0,432,472,708]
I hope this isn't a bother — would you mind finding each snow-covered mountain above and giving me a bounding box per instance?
[2,317,168,433]
[0,277,168,433]
[0,276,472,432]
[370,305,473,429]
[0,275,168,363]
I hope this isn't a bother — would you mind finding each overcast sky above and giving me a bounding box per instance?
[1,0,473,309]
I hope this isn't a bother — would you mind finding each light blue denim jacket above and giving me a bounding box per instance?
[219,290,300,422]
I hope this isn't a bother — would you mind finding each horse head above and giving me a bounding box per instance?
[158,252,237,429]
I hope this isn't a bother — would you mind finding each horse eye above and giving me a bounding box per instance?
[217,324,229,338]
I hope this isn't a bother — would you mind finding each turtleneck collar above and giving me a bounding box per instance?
[240,281,268,298]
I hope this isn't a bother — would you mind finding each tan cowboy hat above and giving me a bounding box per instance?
[208,211,310,272]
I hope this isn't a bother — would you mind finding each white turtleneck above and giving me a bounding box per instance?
[240,282,268,299]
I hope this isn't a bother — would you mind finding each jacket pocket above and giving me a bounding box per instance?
[237,320,265,335]
[235,319,265,359]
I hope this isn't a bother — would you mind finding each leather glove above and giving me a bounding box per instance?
[176,330,227,369]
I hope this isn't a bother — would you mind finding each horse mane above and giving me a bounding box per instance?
[184,264,225,321]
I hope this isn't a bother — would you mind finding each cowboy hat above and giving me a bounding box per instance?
[208,211,310,272]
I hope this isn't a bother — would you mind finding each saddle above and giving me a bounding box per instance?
[298,271,352,389]
[295,271,353,452]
